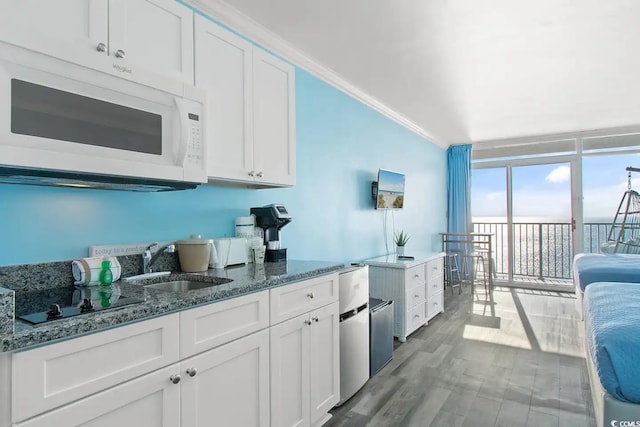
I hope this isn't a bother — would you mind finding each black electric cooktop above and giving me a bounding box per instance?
[15,285,143,325]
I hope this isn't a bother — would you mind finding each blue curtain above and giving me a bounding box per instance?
[447,144,472,236]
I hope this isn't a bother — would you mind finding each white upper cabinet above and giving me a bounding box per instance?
[195,15,254,182]
[108,0,194,85]
[0,0,194,86]
[253,49,296,187]
[194,15,296,187]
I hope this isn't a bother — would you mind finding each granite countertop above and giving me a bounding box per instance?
[363,251,445,269]
[0,260,345,353]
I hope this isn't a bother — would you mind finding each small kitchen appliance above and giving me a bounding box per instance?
[250,204,292,262]
[211,237,248,268]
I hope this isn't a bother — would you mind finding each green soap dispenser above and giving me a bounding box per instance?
[99,259,113,286]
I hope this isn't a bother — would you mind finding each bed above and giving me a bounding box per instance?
[583,282,640,427]
[573,253,640,313]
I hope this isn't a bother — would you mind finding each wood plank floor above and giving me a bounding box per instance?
[327,285,594,427]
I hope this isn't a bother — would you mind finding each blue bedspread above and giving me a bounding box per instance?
[584,282,640,402]
[573,253,640,292]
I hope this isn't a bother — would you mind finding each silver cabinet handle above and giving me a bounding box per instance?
[96,43,107,53]
[304,319,312,325]
[248,171,255,177]
[312,316,319,322]
[414,274,420,278]
[414,294,420,298]
[414,314,420,318]
[115,49,126,58]
[170,374,181,384]
[186,367,197,377]
[307,292,315,299]
[257,172,263,178]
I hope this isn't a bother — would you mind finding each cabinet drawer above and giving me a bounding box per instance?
[405,284,426,309]
[427,274,443,298]
[12,314,180,423]
[405,302,426,332]
[180,290,269,358]
[270,273,338,325]
[427,258,444,281]
[427,292,444,319]
[404,265,425,289]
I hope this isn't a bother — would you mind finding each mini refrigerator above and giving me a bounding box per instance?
[369,298,393,377]
[336,266,370,406]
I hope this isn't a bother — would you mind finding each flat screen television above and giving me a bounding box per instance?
[374,169,405,209]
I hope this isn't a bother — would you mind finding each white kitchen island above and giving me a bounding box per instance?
[364,251,445,342]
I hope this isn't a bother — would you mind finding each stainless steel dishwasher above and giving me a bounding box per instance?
[369,297,393,377]
[336,265,370,406]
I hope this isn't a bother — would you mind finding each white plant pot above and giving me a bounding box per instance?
[396,246,405,256]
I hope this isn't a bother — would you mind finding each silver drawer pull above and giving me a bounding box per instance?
[414,294,420,298]
[312,316,319,322]
[186,367,197,377]
[307,292,315,299]
[414,314,420,318]
[257,171,263,178]
[170,374,181,384]
[96,42,107,53]
[414,274,420,278]
[115,49,126,58]
[304,319,312,325]
[248,170,255,177]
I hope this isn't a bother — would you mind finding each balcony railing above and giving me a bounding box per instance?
[472,222,612,280]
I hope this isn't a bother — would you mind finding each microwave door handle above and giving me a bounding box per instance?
[173,97,190,166]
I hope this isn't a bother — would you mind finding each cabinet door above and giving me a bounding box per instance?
[12,314,180,423]
[194,15,254,182]
[252,49,296,186]
[15,364,180,427]
[0,0,108,67]
[109,0,194,84]
[309,302,340,425]
[270,312,310,427]
[181,329,270,427]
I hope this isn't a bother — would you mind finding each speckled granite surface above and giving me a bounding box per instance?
[0,288,14,336]
[0,253,179,292]
[0,260,345,352]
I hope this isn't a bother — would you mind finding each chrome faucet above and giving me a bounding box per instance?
[142,242,175,274]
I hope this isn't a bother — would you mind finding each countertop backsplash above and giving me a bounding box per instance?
[0,287,14,336]
[0,252,180,293]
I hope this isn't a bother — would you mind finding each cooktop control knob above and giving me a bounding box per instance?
[46,304,63,319]
[80,298,95,313]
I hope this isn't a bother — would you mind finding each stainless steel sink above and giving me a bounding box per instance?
[143,278,232,292]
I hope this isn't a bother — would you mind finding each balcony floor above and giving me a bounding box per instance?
[494,274,574,293]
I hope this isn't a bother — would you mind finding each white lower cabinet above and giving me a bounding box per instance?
[270,301,340,427]
[181,329,270,427]
[15,364,181,427]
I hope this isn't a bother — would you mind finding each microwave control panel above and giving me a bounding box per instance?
[185,112,203,165]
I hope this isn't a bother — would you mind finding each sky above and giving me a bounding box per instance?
[471,152,640,222]
[378,169,405,193]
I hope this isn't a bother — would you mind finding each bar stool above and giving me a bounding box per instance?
[444,252,462,295]
[471,250,490,294]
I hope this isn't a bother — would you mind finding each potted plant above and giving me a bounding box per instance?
[394,230,410,256]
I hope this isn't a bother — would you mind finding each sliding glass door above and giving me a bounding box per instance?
[472,160,579,287]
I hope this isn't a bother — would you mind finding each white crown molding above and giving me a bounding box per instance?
[184,0,449,149]
[473,124,640,150]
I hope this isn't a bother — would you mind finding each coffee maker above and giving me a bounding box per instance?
[250,204,292,262]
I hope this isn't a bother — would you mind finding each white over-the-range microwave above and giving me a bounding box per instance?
[0,41,206,191]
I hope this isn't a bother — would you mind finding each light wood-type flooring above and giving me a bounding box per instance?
[327,285,594,427]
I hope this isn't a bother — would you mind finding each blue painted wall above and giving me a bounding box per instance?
[0,21,447,267]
